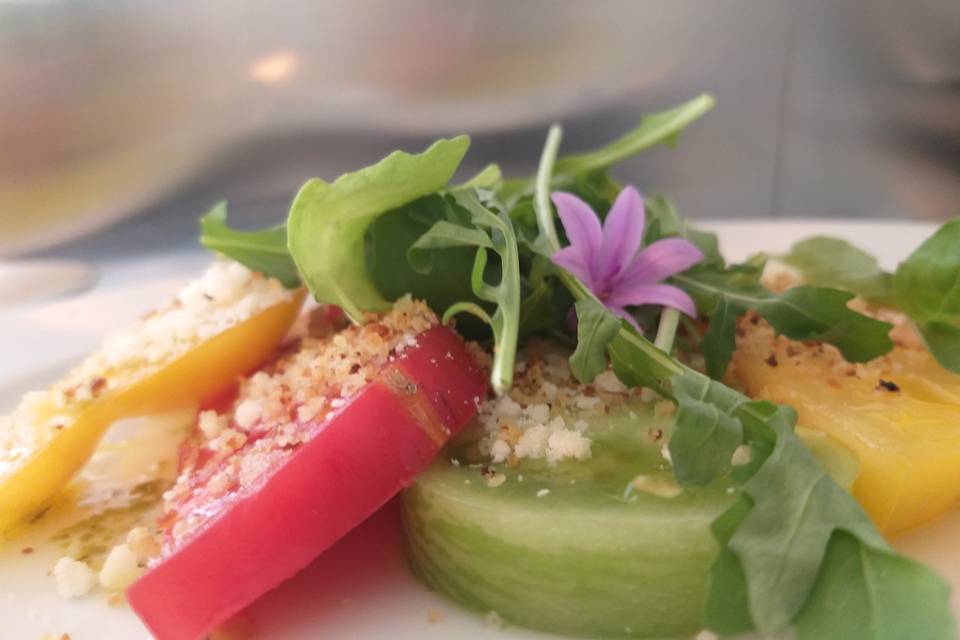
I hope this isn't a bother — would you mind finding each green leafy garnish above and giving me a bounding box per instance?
[782,236,896,304]
[894,218,960,373]
[668,372,744,485]
[569,298,621,383]
[675,270,894,379]
[365,195,479,323]
[198,202,300,288]
[287,136,470,322]
[552,94,715,176]
[426,190,521,394]
[526,113,952,640]
[795,531,955,640]
[703,398,953,639]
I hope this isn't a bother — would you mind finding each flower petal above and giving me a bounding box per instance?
[606,283,698,318]
[551,246,596,290]
[595,186,646,284]
[609,305,643,332]
[552,192,603,279]
[617,237,704,286]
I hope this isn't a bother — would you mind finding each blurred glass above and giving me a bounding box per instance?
[1,0,958,259]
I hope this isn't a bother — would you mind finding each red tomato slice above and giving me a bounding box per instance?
[127,323,486,640]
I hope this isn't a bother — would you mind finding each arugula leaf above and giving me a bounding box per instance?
[458,163,503,190]
[518,255,567,340]
[795,531,955,640]
[499,95,714,208]
[408,220,493,272]
[552,94,715,176]
[675,270,894,378]
[703,399,952,639]
[287,136,470,321]
[894,218,960,373]
[782,236,896,304]
[668,372,744,485]
[549,285,951,638]
[643,194,724,269]
[569,299,621,383]
[426,189,521,394]
[198,202,300,288]
[365,196,481,331]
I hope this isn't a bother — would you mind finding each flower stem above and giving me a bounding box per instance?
[654,308,681,354]
[535,125,564,253]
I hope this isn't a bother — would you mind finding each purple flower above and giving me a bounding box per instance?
[551,186,703,329]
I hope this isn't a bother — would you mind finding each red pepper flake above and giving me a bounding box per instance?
[877,379,900,392]
[765,353,779,367]
[89,376,107,397]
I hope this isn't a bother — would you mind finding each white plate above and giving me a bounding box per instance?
[1,220,957,640]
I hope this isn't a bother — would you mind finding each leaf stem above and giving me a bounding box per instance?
[654,308,681,353]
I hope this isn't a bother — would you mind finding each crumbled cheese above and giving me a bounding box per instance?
[484,610,504,629]
[126,527,161,562]
[573,395,602,411]
[234,400,263,429]
[471,344,682,466]
[53,557,96,599]
[489,439,512,463]
[486,473,507,488]
[632,474,683,498]
[514,424,551,460]
[594,370,627,393]
[545,429,592,464]
[99,544,143,590]
[536,489,550,497]
[492,395,522,418]
[524,404,551,425]
[198,410,227,440]
[731,444,753,466]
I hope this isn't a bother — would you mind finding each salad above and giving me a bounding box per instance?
[2,93,959,640]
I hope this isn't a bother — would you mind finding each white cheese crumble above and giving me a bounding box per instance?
[536,489,551,497]
[53,557,97,599]
[474,345,648,465]
[731,444,753,466]
[545,428,592,464]
[484,610,504,629]
[99,543,143,590]
[632,474,683,499]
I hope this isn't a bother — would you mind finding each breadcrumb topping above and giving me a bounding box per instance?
[160,297,438,549]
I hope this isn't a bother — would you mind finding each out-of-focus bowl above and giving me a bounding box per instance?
[0,0,665,256]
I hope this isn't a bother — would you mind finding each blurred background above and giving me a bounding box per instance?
[1,0,958,265]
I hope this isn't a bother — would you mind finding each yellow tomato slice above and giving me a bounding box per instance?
[733,312,960,536]
[0,267,304,535]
